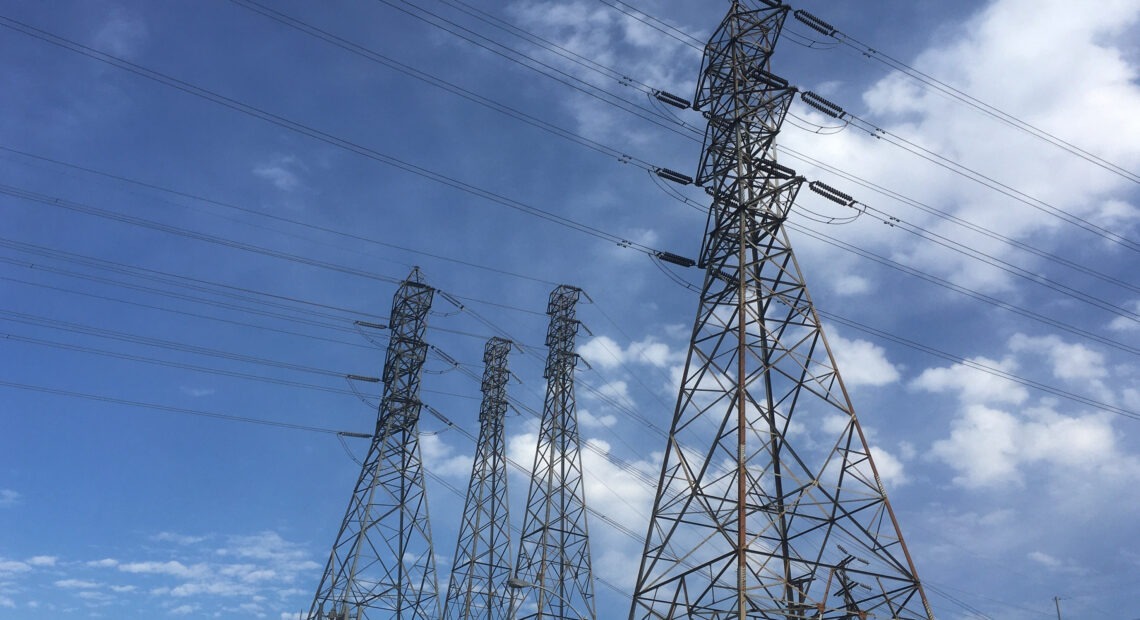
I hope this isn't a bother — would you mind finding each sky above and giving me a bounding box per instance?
[1,0,1139,618]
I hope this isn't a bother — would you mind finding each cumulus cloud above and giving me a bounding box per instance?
[911,356,1028,405]
[578,335,680,370]
[931,403,1137,489]
[825,325,901,387]
[419,433,474,478]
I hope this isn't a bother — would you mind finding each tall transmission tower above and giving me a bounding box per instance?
[443,337,515,620]
[309,268,440,620]
[629,2,934,619]
[513,285,597,620]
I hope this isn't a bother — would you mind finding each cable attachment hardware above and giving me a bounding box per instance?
[655,251,697,268]
[751,68,790,90]
[353,320,387,330]
[757,158,798,181]
[793,10,837,37]
[653,89,693,110]
[801,91,846,119]
[808,180,855,206]
[655,167,694,185]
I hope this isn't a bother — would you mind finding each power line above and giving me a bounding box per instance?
[0,14,662,256]
[0,379,359,436]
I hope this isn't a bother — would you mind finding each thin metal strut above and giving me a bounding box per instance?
[629,2,934,619]
[513,285,597,620]
[308,268,440,620]
[443,337,515,620]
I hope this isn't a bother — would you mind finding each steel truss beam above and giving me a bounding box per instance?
[514,285,597,620]
[309,268,440,620]
[630,2,934,619]
[444,337,515,620]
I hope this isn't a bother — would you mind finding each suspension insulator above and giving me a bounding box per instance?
[757,158,798,180]
[793,9,837,37]
[346,374,381,383]
[750,68,790,90]
[656,251,697,268]
[809,180,855,206]
[353,320,387,330]
[801,91,846,119]
[656,167,694,185]
[654,89,693,110]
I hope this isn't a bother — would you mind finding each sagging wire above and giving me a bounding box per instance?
[352,319,388,348]
[336,432,367,466]
[345,374,381,409]
[786,111,849,135]
[648,168,707,211]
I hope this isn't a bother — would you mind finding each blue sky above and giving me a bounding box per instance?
[1,0,1139,618]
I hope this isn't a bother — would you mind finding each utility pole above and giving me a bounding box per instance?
[514,285,596,620]
[1054,596,1063,620]
[308,268,440,620]
[628,2,933,619]
[443,337,515,620]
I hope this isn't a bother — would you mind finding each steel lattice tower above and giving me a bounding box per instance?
[513,285,596,620]
[309,268,440,620]
[443,337,515,620]
[629,2,933,619]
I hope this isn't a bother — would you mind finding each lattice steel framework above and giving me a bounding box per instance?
[443,337,515,620]
[309,268,440,620]
[629,2,934,619]
[513,285,596,620]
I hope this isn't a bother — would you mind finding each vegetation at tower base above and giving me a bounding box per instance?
[308,267,440,620]
[443,337,515,620]
[628,3,934,619]
[514,285,597,620]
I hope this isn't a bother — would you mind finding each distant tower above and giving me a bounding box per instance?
[309,268,440,620]
[443,337,515,620]
[629,3,933,619]
[513,285,596,620]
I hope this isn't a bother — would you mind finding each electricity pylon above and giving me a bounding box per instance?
[513,285,596,620]
[309,268,440,620]
[443,337,515,620]
[629,2,934,619]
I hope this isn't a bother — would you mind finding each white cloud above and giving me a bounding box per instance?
[54,579,100,590]
[0,489,21,507]
[578,335,680,370]
[117,560,209,579]
[869,444,909,487]
[911,356,1028,405]
[152,532,209,545]
[1108,301,1140,331]
[419,433,474,478]
[578,408,617,429]
[931,403,1138,489]
[87,558,118,568]
[0,559,31,575]
[252,155,306,192]
[1009,334,1108,381]
[825,325,900,387]
[93,7,148,58]
[833,274,871,296]
[26,556,56,567]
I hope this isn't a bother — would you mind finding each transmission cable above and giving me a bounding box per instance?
[786,7,1140,186]
[0,379,364,436]
[775,145,1140,296]
[792,88,1140,252]
[0,15,662,257]
[593,0,704,50]
[368,0,696,137]
[219,2,672,174]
